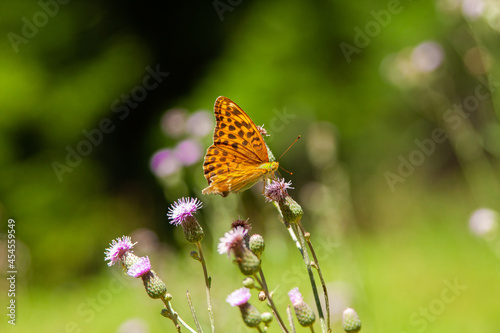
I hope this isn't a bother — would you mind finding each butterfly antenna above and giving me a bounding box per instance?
[278,135,301,161]
[279,165,293,175]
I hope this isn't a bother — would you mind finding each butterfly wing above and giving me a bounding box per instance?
[202,96,275,197]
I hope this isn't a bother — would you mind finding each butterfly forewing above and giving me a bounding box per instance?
[202,96,278,196]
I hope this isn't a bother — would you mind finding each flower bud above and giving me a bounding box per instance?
[261,312,273,325]
[242,277,255,289]
[288,287,315,327]
[237,247,261,276]
[142,270,167,299]
[279,196,304,224]
[343,308,362,332]
[239,303,262,328]
[249,234,265,256]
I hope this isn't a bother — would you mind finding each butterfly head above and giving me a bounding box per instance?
[259,161,279,174]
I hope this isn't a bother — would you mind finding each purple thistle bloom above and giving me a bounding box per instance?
[150,149,181,177]
[257,125,270,137]
[127,256,152,278]
[288,287,303,305]
[104,236,136,266]
[218,226,248,255]
[265,178,294,202]
[174,139,203,166]
[167,197,203,226]
[226,287,251,307]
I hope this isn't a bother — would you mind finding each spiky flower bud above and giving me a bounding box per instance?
[288,287,315,327]
[227,288,262,328]
[249,234,265,256]
[142,270,167,299]
[237,247,261,276]
[279,196,304,224]
[343,308,362,332]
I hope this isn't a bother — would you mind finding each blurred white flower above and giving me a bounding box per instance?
[161,108,187,138]
[185,110,214,138]
[411,41,444,73]
[469,208,498,236]
[462,0,485,19]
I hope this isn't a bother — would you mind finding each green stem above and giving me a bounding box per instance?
[299,222,331,331]
[196,242,216,333]
[287,306,296,333]
[186,290,203,333]
[254,270,290,333]
[290,223,327,333]
[161,298,198,333]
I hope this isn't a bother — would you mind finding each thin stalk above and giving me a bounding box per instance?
[299,222,331,331]
[196,242,216,333]
[186,290,203,333]
[287,306,297,333]
[290,223,327,333]
[161,298,198,333]
[254,270,290,333]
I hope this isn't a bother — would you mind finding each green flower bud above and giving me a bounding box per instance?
[182,216,205,244]
[142,270,167,299]
[237,247,261,276]
[261,312,273,325]
[242,277,255,289]
[279,196,304,224]
[289,287,315,327]
[240,302,262,328]
[249,234,265,256]
[343,308,361,332]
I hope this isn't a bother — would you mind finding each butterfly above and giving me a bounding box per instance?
[202,96,279,197]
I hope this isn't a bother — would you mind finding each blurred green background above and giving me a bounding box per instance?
[1,0,500,332]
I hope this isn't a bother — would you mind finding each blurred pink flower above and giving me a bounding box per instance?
[174,139,203,166]
[161,108,187,138]
[150,149,181,177]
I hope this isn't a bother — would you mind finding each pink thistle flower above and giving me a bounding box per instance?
[127,256,152,278]
[167,197,203,226]
[288,287,303,305]
[104,236,136,267]
[217,226,248,256]
[265,178,293,202]
[226,287,251,307]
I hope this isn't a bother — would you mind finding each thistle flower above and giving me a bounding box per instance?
[142,270,168,300]
[288,287,315,327]
[218,227,261,275]
[257,125,270,137]
[104,236,136,267]
[264,178,293,202]
[343,307,362,332]
[127,256,151,278]
[217,226,248,256]
[167,197,204,243]
[227,288,262,328]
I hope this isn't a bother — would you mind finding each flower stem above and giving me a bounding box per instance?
[254,270,290,333]
[287,306,296,333]
[161,297,198,333]
[196,242,216,333]
[299,222,331,331]
[290,222,327,333]
[186,290,203,333]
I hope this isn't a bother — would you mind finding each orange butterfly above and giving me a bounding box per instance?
[202,96,279,197]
